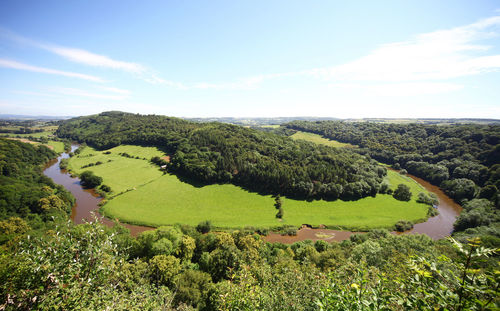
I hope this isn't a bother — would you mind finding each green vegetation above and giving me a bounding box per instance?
[79,171,103,188]
[291,131,356,148]
[393,184,412,201]
[67,145,165,196]
[57,112,384,201]
[0,133,498,310]
[64,145,428,230]
[0,138,74,242]
[284,120,500,244]
[1,218,498,310]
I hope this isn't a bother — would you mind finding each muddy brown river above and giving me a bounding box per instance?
[44,146,152,236]
[44,147,462,241]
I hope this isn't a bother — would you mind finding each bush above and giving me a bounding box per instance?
[196,220,212,234]
[59,158,69,170]
[417,192,439,205]
[393,184,412,201]
[395,220,414,232]
[80,171,103,188]
[100,184,111,192]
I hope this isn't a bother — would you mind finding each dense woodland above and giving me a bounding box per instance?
[57,112,385,201]
[0,117,498,310]
[284,121,500,245]
[0,138,74,243]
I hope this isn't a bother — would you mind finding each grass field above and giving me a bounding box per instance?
[67,145,429,230]
[4,137,65,153]
[68,145,166,196]
[48,141,65,153]
[291,131,356,148]
[0,125,58,139]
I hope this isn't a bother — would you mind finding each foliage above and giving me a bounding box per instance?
[393,184,412,201]
[79,170,103,188]
[0,138,73,229]
[57,112,385,201]
[284,121,499,205]
[416,192,439,205]
[196,220,212,234]
[394,220,414,232]
[316,238,499,311]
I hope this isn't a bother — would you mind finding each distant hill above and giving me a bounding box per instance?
[186,117,500,126]
[184,116,341,126]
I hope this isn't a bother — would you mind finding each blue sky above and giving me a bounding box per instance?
[1,1,499,118]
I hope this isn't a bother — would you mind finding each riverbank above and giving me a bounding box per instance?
[43,146,153,236]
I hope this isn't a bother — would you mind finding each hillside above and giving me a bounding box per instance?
[57,111,384,201]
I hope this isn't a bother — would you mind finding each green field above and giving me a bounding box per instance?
[291,131,356,148]
[68,145,166,196]
[68,145,429,230]
[48,140,65,153]
[0,125,58,139]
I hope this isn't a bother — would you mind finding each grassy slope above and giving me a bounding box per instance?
[68,145,428,230]
[67,145,165,196]
[291,131,356,148]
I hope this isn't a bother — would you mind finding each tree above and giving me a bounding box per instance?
[393,184,412,201]
[274,195,282,209]
[196,220,212,234]
[276,206,284,219]
[79,170,103,188]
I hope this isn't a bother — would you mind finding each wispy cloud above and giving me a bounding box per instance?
[0,58,104,82]
[329,82,464,96]
[13,86,130,100]
[152,14,500,94]
[185,14,500,95]
[307,16,500,83]
[43,46,145,73]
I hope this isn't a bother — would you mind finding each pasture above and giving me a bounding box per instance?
[67,145,429,230]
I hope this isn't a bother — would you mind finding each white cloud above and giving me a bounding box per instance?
[329,82,464,96]
[160,14,500,94]
[0,58,104,82]
[42,46,146,73]
[13,86,130,101]
[307,16,500,83]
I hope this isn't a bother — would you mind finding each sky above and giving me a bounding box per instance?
[0,1,500,118]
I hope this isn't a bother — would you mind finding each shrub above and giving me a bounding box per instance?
[393,184,412,201]
[416,192,439,205]
[196,220,212,234]
[395,220,414,232]
[100,184,111,192]
[80,171,103,188]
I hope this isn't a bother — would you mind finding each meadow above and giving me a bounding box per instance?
[290,131,356,148]
[68,145,429,230]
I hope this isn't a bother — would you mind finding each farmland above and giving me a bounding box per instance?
[68,145,429,230]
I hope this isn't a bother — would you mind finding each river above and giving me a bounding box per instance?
[44,147,462,241]
[43,146,152,236]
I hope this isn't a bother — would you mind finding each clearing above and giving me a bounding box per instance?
[290,131,356,148]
